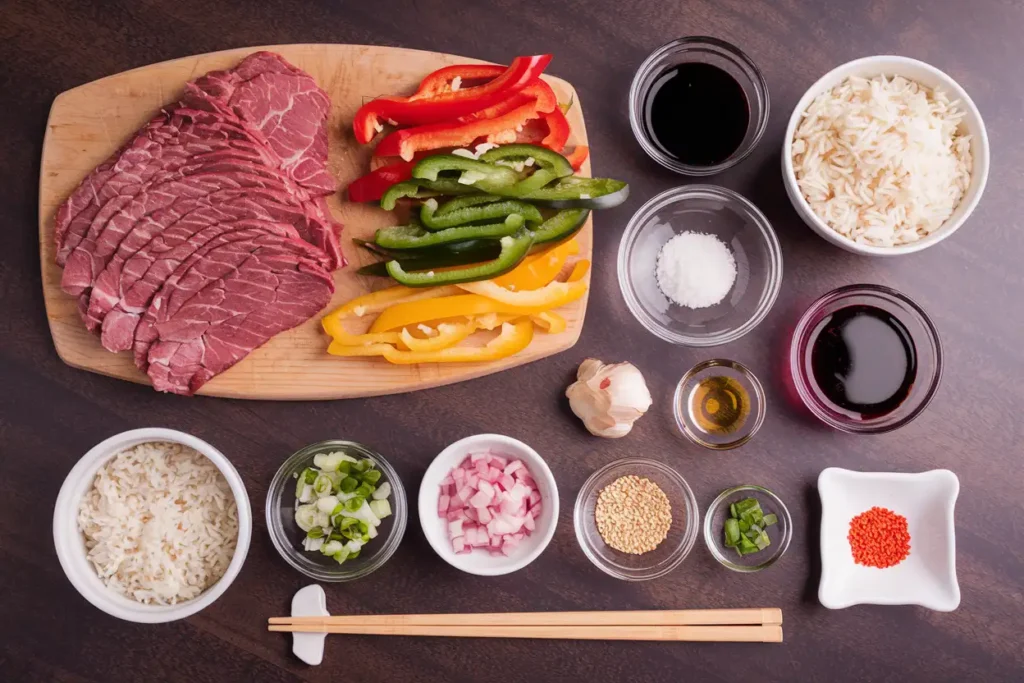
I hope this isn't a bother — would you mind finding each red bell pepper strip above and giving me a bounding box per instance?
[352,55,552,144]
[346,160,416,202]
[565,145,590,171]
[459,79,558,122]
[540,108,571,151]
[412,64,506,99]
[374,100,548,161]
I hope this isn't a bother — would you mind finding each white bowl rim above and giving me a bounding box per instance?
[782,54,991,256]
[816,467,960,611]
[418,433,558,576]
[53,428,253,623]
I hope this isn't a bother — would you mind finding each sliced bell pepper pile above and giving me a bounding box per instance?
[419,197,542,230]
[352,55,551,144]
[530,311,567,334]
[321,285,460,346]
[375,215,525,250]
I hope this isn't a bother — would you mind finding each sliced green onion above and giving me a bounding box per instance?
[362,469,382,485]
[306,526,325,539]
[369,498,392,520]
[339,476,359,493]
[372,482,392,501]
[344,496,366,513]
[294,504,318,532]
[763,513,778,527]
[724,518,740,547]
[355,483,375,498]
[312,474,334,497]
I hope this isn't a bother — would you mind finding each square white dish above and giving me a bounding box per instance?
[818,468,960,611]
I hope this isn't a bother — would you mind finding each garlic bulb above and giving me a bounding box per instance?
[566,358,652,438]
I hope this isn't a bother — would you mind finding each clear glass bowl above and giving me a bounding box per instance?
[574,458,699,581]
[789,284,943,434]
[703,485,792,572]
[674,359,766,450]
[629,36,770,175]
[266,440,407,582]
[617,185,783,346]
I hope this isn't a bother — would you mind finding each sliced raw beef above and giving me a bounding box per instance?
[184,52,335,194]
[135,234,334,395]
[52,51,343,395]
[93,198,313,351]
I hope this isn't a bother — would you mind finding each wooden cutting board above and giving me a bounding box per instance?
[39,44,592,400]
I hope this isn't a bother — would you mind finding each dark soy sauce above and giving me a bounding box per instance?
[810,305,917,418]
[642,62,750,166]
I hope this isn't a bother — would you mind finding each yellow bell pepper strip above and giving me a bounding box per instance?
[531,311,567,333]
[327,340,395,357]
[567,259,590,282]
[398,322,475,352]
[370,283,585,332]
[321,285,459,345]
[492,238,579,291]
[383,320,534,364]
[455,278,587,307]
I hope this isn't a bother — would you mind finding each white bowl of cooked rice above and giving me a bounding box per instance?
[53,428,252,623]
[782,55,989,256]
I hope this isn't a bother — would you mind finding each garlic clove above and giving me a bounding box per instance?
[566,358,652,439]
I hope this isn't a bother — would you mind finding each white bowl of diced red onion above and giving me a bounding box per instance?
[418,434,558,576]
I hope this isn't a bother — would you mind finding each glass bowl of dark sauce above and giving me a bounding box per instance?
[629,36,770,175]
[789,285,943,434]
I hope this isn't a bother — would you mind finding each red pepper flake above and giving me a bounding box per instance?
[848,506,911,568]
[599,378,611,390]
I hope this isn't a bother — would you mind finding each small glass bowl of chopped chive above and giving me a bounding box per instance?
[574,458,699,581]
[703,485,792,572]
[266,440,407,582]
[617,185,783,347]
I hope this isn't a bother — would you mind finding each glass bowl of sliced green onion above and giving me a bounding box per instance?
[703,485,792,572]
[266,440,407,582]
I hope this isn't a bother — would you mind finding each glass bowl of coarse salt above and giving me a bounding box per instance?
[617,185,783,346]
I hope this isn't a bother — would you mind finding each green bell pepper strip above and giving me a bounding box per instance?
[520,177,630,209]
[435,194,505,215]
[529,209,590,245]
[420,197,542,230]
[385,230,534,287]
[411,155,520,192]
[375,214,525,250]
[358,242,504,277]
[380,179,476,211]
[480,144,574,178]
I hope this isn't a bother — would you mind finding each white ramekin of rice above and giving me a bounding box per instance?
[782,55,990,256]
[53,428,252,623]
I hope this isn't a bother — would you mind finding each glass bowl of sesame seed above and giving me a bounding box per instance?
[574,458,699,581]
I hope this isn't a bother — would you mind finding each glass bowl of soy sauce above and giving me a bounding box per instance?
[629,36,770,175]
[789,285,943,434]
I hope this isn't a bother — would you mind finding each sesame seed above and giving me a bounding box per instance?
[594,475,672,554]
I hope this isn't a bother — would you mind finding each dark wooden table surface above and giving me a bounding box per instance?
[2,1,1022,681]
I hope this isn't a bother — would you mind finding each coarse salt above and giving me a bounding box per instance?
[655,232,736,309]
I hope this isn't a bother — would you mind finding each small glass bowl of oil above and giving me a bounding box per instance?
[673,359,765,450]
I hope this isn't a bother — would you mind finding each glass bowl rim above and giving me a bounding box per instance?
[788,283,944,434]
[673,358,767,450]
[702,484,793,572]
[265,439,408,582]
[628,35,771,176]
[573,457,700,581]
[617,184,784,347]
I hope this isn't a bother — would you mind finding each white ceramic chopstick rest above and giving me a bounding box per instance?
[291,585,330,665]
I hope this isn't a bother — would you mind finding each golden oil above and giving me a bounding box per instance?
[689,375,750,435]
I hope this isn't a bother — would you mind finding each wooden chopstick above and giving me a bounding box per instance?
[269,607,781,628]
[268,623,782,642]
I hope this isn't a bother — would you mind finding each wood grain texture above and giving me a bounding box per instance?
[38,44,592,399]
[2,0,1023,682]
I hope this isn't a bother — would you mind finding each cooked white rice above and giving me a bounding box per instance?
[77,441,239,605]
[791,74,973,247]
